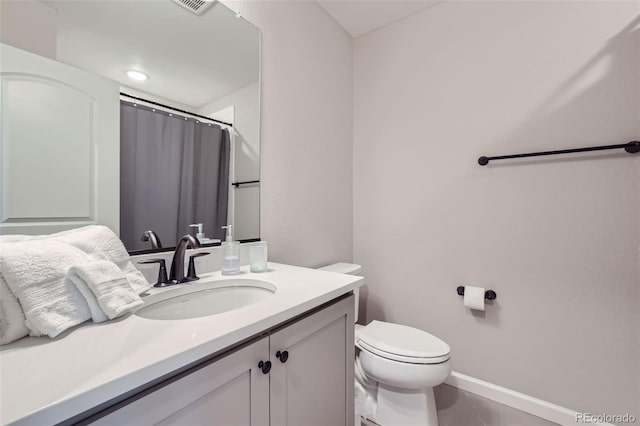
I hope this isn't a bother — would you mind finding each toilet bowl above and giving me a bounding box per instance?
[356,320,451,426]
[318,263,451,426]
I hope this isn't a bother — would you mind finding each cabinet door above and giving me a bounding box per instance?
[270,295,355,426]
[0,43,119,236]
[90,337,270,426]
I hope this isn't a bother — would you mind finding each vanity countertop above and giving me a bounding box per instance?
[0,263,362,426]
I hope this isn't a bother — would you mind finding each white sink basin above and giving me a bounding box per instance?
[135,278,276,320]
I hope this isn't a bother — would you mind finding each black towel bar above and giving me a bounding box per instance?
[478,141,640,166]
[232,180,260,188]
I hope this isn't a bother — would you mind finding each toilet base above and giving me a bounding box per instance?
[375,384,438,426]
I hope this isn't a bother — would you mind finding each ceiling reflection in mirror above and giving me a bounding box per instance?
[8,0,261,252]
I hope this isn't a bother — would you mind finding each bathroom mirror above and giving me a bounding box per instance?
[0,0,261,253]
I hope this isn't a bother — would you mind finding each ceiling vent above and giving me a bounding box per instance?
[171,0,215,15]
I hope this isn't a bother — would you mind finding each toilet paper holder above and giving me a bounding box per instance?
[457,286,497,300]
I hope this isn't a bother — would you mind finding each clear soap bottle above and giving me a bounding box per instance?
[221,225,240,275]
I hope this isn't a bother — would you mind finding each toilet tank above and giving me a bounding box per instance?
[318,263,362,322]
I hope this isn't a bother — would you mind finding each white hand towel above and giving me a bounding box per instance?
[67,274,109,323]
[0,277,29,344]
[52,226,151,294]
[0,240,92,338]
[68,261,143,319]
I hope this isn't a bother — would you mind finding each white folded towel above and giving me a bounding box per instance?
[0,277,29,344]
[67,274,109,323]
[0,226,150,343]
[1,235,42,340]
[52,226,151,294]
[0,240,92,338]
[69,261,142,320]
[0,234,35,243]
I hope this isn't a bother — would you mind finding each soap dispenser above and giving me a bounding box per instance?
[190,223,206,244]
[221,225,240,275]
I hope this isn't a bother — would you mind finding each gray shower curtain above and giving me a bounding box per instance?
[120,101,230,251]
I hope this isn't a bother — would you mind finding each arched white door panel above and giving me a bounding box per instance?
[0,43,119,236]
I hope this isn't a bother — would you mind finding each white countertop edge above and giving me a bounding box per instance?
[2,263,363,426]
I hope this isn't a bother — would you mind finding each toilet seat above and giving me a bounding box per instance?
[359,340,450,364]
[357,321,450,364]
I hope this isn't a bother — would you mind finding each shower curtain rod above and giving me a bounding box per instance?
[120,92,233,127]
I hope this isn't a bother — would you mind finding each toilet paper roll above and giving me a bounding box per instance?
[463,286,485,311]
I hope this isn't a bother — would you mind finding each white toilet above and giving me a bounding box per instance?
[319,263,451,426]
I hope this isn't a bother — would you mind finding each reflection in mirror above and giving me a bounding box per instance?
[0,0,261,253]
[119,101,231,251]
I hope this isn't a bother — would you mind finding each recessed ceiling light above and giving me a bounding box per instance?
[126,70,148,81]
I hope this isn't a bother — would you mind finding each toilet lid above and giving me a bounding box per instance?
[357,321,450,364]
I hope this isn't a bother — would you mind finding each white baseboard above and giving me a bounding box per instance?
[445,371,614,426]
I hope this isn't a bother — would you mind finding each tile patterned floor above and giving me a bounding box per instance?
[361,384,559,426]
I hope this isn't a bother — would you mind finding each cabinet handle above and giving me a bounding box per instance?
[258,360,272,374]
[275,350,289,363]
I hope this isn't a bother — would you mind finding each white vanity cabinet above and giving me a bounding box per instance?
[90,337,270,426]
[86,295,354,426]
[270,296,354,426]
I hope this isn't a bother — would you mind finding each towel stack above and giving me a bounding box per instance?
[0,226,151,344]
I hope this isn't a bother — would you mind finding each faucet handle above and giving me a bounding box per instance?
[186,252,211,281]
[137,258,169,287]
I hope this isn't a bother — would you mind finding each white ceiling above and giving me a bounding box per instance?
[317,0,441,38]
[47,0,260,108]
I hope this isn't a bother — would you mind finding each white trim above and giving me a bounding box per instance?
[445,371,614,426]
[227,125,236,229]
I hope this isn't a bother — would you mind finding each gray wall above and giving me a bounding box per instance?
[354,0,640,418]
[0,1,57,59]
[224,0,354,268]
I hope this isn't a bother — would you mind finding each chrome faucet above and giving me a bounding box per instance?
[169,235,201,283]
[141,230,162,249]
